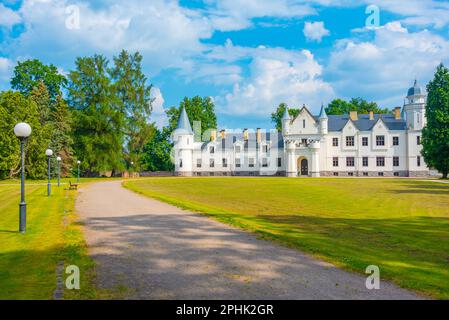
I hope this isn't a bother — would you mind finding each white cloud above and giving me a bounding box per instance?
[303,21,330,42]
[150,87,168,128]
[4,0,212,76]
[0,3,21,27]
[207,0,317,31]
[327,21,449,107]
[214,44,335,116]
[0,57,13,85]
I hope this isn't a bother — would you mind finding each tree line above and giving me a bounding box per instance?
[0,50,217,179]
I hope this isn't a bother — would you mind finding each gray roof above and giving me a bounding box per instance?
[201,131,284,150]
[325,114,407,131]
[407,80,424,97]
[175,107,193,135]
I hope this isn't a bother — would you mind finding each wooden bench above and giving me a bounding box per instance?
[69,181,79,190]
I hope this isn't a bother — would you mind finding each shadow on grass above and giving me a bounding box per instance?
[391,182,449,195]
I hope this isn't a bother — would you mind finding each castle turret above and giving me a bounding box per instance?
[282,106,291,136]
[173,107,194,176]
[318,103,328,135]
[404,79,426,130]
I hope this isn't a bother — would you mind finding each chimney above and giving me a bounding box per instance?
[394,107,401,120]
[369,111,374,120]
[256,128,261,144]
[349,111,358,121]
[220,129,226,139]
[210,130,217,142]
[243,129,249,141]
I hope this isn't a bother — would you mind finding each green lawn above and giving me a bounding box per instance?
[124,177,449,299]
[0,180,96,299]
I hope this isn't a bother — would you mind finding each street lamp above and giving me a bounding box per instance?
[131,161,134,178]
[45,149,53,196]
[56,156,61,187]
[14,122,32,233]
[77,160,81,183]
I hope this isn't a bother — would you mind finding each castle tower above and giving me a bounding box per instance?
[404,79,427,130]
[172,107,194,176]
[282,106,291,136]
[318,103,328,135]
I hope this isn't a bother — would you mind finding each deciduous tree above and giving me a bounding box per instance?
[422,63,449,179]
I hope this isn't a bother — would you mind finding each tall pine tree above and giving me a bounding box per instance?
[422,63,449,179]
[67,55,125,176]
[109,50,154,172]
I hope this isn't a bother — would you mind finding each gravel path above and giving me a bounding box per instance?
[75,180,423,300]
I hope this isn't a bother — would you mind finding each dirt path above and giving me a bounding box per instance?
[75,180,423,300]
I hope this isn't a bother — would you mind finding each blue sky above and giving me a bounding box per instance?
[1,0,449,129]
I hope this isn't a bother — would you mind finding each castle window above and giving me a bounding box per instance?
[417,156,421,167]
[393,156,399,167]
[249,158,255,168]
[210,159,215,168]
[362,157,369,167]
[235,158,241,168]
[303,119,306,128]
[346,157,355,167]
[277,158,282,167]
[394,172,400,177]
[393,137,399,146]
[196,159,202,168]
[362,137,368,146]
[262,145,269,153]
[179,159,183,168]
[301,139,308,146]
[210,146,215,154]
[378,172,384,176]
[262,158,268,167]
[332,138,339,147]
[376,157,385,167]
[417,136,421,145]
[333,157,339,167]
[363,172,369,176]
[235,145,241,153]
[346,136,355,147]
[333,172,339,176]
[222,158,228,167]
[348,172,354,176]
[376,135,385,146]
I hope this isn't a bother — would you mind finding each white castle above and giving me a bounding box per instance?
[173,80,429,177]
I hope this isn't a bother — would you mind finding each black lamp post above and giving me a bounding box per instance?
[46,149,53,196]
[14,122,32,234]
[77,160,81,183]
[57,156,61,187]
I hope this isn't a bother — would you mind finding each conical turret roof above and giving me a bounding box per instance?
[319,103,327,119]
[175,107,193,135]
